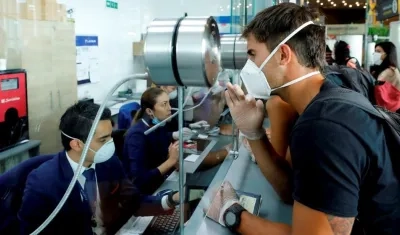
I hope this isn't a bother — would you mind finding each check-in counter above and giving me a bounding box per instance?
[154,135,293,234]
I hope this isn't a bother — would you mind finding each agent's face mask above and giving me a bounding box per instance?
[169,90,177,99]
[61,131,115,164]
[373,52,383,65]
[152,117,166,126]
[240,21,320,99]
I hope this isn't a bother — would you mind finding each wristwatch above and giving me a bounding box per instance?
[223,203,246,232]
[167,190,179,207]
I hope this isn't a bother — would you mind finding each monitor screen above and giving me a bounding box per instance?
[1,78,19,91]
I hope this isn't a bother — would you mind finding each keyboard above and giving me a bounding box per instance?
[143,209,180,235]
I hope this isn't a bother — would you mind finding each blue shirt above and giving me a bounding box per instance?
[123,119,173,194]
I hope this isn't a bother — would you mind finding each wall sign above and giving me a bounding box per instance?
[376,0,398,21]
[326,24,366,35]
[76,36,100,85]
[106,0,118,9]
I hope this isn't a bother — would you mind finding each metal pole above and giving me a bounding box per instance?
[178,86,185,235]
[363,3,370,69]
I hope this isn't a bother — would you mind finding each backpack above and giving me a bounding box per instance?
[323,65,377,104]
[318,87,400,179]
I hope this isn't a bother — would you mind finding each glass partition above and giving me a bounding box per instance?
[0,0,280,234]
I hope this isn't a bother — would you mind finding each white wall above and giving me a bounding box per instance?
[67,0,236,102]
[67,0,140,102]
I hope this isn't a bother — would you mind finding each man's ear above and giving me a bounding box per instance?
[69,139,83,152]
[279,44,292,66]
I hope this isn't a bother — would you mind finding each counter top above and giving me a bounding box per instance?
[184,145,293,234]
[153,135,293,234]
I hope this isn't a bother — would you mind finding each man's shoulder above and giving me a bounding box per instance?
[298,89,378,131]
[26,154,61,190]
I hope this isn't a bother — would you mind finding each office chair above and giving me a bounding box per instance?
[112,129,127,161]
[0,154,53,234]
[117,102,140,130]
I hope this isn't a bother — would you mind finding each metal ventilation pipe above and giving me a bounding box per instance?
[220,34,248,70]
[144,16,221,87]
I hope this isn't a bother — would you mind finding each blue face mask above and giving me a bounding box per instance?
[152,117,166,127]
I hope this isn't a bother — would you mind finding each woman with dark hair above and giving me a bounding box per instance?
[370,41,400,112]
[333,40,361,69]
[370,41,400,89]
[123,87,184,194]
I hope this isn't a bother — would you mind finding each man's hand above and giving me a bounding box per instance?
[205,181,240,226]
[225,83,265,140]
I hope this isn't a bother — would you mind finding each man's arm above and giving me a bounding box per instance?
[248,136,293,204]
[237,201,354,235]
[114,156,174,217]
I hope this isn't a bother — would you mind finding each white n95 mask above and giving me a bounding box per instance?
[240,21,320,99]
[373,52,383,65]
[61,131,115,164]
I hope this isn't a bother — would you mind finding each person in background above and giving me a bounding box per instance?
[370,41,400,89]
[325,45,333,65]
[123,87,192,194]
[333,40,361,69]
[18,102,179,235]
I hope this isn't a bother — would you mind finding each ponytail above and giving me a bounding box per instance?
[133,108,145,125]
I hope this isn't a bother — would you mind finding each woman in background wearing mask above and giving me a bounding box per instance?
[370,41,400,89]
[123,87,188,194]
[370,41,400,112]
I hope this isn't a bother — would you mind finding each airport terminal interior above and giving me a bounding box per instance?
[0,0,400,234]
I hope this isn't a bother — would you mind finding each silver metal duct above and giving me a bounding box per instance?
[144,16,221,87]
[220,34,247,70]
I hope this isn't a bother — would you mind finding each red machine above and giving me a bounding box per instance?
[0,69,29,152]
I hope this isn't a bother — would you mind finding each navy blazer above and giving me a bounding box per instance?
[123,120,173,194]
[18,151,168,235]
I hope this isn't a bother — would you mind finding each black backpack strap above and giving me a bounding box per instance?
[317,87,384,120]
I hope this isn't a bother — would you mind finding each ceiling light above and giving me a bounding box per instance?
[349,4,352,7]
[363,5,366,8]
[320,2,323,5]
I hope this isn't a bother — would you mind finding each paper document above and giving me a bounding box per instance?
[185,154,200,162]
[239,195,257,214]
[118,216,153,234]
[166,171,179,182]
[198,134,208,139]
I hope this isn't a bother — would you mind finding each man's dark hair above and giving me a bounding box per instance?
[242,3,325,69]
[59,101,112,151]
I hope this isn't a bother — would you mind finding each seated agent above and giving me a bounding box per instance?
[207,3,399,235]
[123,87,192,194]
[18,102,179,235]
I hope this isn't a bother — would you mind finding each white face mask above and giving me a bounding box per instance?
[240,21,320,99]
[61,131,115,164]
[373,52,383,65]
[169,90,177,99]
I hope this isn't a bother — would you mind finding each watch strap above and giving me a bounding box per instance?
[167,190,179,207]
